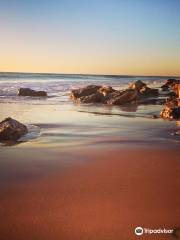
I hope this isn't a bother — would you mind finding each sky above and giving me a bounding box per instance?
[0,0,180,76]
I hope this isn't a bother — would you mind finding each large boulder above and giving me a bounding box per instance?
[70,85,101,100]
[107,89,138,105]
[0,117,28,141]
[160,98,180,120]
[18,88,47,97]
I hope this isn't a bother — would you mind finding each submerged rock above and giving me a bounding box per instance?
[0,117,28,141]
[18,88,47,97]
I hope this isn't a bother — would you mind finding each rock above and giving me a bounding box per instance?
[139,86,159,97]
[70,85,101,100]
[129,80,158,97]
[18,88,47,97]
[160,98,180,120]
[77,92,105,104]
[107,89,138,105]
[70,81,158,106]
[172,83,180,98]
[165,78,177,86]
[161,85,169,91]
[98,86,115,96]
[0,117,28,141]
[160,78,180,91]
[160,106,180,120]
[129,80,146,91]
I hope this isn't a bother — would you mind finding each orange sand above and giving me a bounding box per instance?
[0,146,179,240]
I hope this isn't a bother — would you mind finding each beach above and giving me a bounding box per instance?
[0,145,179,240]
[0,73,180,239]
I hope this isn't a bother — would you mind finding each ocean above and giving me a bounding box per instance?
[0,72,179,147]
[0,72,168,104]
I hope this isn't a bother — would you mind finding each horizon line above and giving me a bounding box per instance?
[0,71,179,78]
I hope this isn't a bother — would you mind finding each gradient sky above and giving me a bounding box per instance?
[0,0,180,75]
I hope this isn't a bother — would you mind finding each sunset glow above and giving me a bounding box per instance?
[0,0,180,75]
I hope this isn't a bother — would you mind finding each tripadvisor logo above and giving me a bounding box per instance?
[135,227,143,236]
[134,226,174,236]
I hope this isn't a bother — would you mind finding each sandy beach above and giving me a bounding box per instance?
[0,144,179,240]
[0,73,180,240]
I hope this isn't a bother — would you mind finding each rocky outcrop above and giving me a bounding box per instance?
[18,88,47,97]
[160,78,180,120]
[0,117,28,141]
[160,98,180,120]
[70,81,159,106]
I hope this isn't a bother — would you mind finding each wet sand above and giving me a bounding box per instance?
[0,145,179,240]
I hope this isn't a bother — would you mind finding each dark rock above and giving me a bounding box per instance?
[18,88,47,97]
[77,92,105,104]
[129,80,158,97]
[161,85,169,91]
[165,78,177,86]
[70,85,101,100]
[107,89,138,105]
[160,79,180,91]
[139,86,159,97]
[0,117,28,141]
[129,80,147,91]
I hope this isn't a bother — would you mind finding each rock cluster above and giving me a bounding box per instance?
[0,117,28,141]
[18,88,47,97]
[70,80,158,105]
[160,78,180,120]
